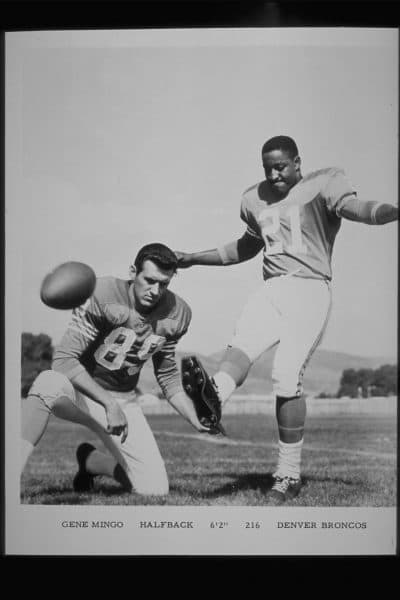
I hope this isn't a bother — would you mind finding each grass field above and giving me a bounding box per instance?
[21,412,397,506]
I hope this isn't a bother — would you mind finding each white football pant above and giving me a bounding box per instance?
[27,370,169,495]
[230,275,332,397]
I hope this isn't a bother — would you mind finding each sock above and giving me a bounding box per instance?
[275,438,303,480]
[213,371,236,405]
[276,394,306,443]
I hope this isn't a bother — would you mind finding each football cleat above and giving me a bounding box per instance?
[181,356,227,436]
[268,475,302,505]
[73,442,96,492]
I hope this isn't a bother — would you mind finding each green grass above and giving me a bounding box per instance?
[21,413,397,506]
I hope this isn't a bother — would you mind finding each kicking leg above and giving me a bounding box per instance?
[182,283,280,435]
[214,282,281,404]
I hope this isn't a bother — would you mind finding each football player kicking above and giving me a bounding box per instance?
[176,135,398,505]
[21,243,209,496]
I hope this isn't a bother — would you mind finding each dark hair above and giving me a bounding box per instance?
[261,136,299,159]
[134,243,178,273]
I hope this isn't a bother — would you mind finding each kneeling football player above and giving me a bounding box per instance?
[21,243,209,496]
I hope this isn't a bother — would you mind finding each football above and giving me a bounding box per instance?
[40,261,97,310]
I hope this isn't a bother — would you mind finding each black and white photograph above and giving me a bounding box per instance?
[5,26,398,555]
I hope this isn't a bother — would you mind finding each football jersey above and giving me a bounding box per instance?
[52,276,192,398]
[240,167,358,281]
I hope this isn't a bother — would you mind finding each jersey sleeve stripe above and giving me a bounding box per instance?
[161,341,176,353]
[335,192,358,217]
[217,246,229,265]
[66,325,97,341]
[76,303,102,319]
[71,313,98,335]
[370,202,379,224]
[69,315,99,339]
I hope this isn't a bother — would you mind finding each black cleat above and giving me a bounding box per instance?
[73,442,96,492]
[268,475,302,505]
[181,355,227,436]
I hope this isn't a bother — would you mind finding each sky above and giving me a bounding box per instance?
[6,28,398,360]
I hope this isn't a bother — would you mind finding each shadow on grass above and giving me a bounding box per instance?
[168,471,276,498]
[170,471,361,499]
[21,471,363,505]
[21,480,136,505]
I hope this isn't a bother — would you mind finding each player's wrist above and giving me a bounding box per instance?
[177,252,196,267]
[190,252,204,266]
[98,393,118,410]
[192,249,223,266]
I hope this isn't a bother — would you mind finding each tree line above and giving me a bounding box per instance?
[336,365,397,398]
[21,332,397,398]
[21,333,53,397]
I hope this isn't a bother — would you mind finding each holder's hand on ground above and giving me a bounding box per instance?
[186,410,213,434]
[168,391,211,434]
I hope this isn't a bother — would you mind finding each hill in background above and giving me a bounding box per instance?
[138,347,395,398]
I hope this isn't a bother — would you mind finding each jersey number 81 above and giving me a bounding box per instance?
[259,205,308,255]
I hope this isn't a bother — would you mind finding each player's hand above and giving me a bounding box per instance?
[174,251,194,269]
[105,401,128,443]
[187,413,211,434]
[167,391,210,433]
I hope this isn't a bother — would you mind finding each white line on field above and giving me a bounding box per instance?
[154,430,396,460]
[154,430,275,448]
[163,458,395,470]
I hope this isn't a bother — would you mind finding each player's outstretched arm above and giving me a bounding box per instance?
[175,231,263,268]
[175,249,224,268]
[338,198,399,225]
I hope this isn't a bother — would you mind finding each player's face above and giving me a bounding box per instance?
[262,149,301,197]
[132,259,174,312]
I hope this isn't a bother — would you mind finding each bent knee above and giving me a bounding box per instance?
[28,370,75,410]
[220,345,252,386]
[272,366,304,398]
[273,383,303,397]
